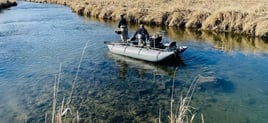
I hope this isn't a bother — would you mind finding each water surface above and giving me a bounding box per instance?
[1,2,268,123]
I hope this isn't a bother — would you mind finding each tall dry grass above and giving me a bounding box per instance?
[167,68,204,123]
[44,42,88,123]
[0,0,16,5]
[0,0,13,3]
[27,0,268,39]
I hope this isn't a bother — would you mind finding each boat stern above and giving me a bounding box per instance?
[176,46,188,54]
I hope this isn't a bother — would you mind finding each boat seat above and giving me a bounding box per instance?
[149,36,163,48]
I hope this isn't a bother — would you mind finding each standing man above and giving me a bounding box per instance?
[118,14,128,42]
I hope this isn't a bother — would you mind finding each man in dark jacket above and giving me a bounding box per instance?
[132,24,149,46]
[118,14,128,42]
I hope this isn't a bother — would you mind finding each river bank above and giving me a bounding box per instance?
[26,0,268,39]
[0,0,17,11]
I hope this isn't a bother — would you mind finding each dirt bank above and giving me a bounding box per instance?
[26,0,268,39]
[0,0,17,11]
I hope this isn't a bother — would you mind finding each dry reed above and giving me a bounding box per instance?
[0,0,15,4]
[51,64,61,123]
[46,41,88,123]
[45,112,47,123]
[67,41,88,106]
[153,66,204,123]
[168,68,203,123]
[27,0,268,39]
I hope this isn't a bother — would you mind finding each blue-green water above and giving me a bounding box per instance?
[1,1,268,123]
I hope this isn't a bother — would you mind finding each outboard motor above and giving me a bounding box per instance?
[164,42,187,54]
[176,46,188,54]
[165,42,177,51]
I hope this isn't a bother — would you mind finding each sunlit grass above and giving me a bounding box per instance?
[0,0,16,4]
[29,0,268,38]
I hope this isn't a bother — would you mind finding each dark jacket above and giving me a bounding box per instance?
[133,27,149,41]
[118,17,128,28]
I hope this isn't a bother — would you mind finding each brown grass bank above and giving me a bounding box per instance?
[27,0,268,39]
[0,0,17,10]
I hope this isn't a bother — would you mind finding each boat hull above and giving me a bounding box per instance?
[107,43,176,62]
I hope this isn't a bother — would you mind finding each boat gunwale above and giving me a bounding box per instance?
[105,41,172,52]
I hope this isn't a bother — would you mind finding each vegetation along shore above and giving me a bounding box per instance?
[25,0,268,39]
[0,0,17,11]
[26,0,268,39]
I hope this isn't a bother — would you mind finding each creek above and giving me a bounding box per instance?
[1,1,268,123]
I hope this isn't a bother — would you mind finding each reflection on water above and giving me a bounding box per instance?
[1,1,268,123]
[106,52,185,78]
[166,28,268,54]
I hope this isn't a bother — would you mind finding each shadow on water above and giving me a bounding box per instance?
[197,77,235,93]
[166,28,268,54]
[105,52,185,78]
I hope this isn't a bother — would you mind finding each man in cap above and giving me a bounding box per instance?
[118,14,128,42]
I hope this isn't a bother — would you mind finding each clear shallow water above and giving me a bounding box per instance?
[1,2,268,123]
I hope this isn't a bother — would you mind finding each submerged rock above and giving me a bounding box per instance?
[198,75,235,93]
[198,75,218,84]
